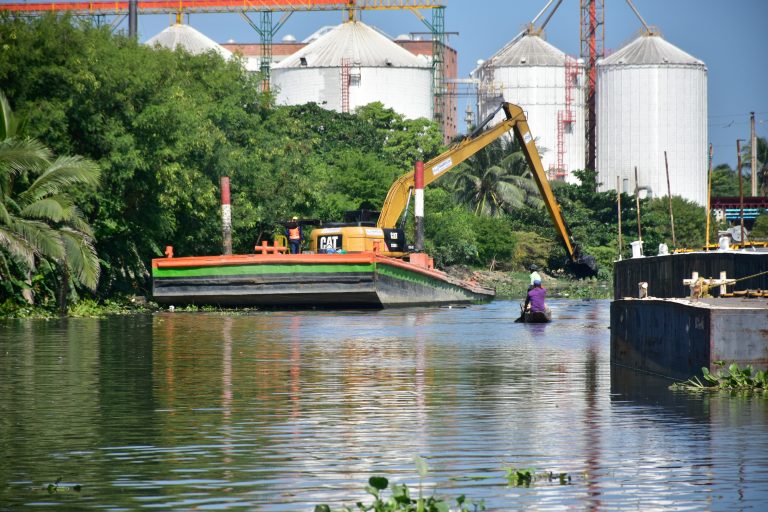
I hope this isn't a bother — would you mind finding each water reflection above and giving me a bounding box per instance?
[1,300,767,510]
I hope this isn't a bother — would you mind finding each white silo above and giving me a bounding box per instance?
[473,33,585,182]
[271,21,432,121]
[145,23,233,60]
[596,33,707,205]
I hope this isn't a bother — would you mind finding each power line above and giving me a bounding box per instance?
[710,111,768,118]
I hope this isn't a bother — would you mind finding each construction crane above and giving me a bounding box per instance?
[1,1,449,132]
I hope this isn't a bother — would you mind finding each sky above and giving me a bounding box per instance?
[26,0,768,169]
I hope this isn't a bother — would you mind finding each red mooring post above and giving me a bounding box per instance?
[221,176,232,255]
[414,161,425,252]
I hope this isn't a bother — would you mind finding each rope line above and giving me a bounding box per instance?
[732,269,768,284]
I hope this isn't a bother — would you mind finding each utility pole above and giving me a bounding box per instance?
[664,151,676,248]
[617,176,623,260]
[706,143,713,249]
[128,0,137,39]
[737,139,745,246]
[751,112,757,196]
[634,166,642,241]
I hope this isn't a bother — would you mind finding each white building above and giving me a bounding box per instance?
[473,33,585,182]
[596,33,707,205]
[270,21,432,121]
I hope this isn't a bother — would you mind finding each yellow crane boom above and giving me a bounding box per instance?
[377,102,597,277]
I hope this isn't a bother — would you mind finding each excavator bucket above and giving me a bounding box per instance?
[566,254,599,279]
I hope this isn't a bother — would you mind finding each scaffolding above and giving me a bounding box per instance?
[554,56,579,179]
[341,57,351,113]
[429,6,447,134]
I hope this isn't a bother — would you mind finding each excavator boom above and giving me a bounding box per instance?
[377,102,597,278]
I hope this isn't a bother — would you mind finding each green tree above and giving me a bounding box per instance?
[423,188,478,267]
[710,164,740,196]
[643,196,706,251]
[355,102,443,170]
[472,215,516,269]
[742,137,768,195]
[1,15,271,291]
[0,90,100,311]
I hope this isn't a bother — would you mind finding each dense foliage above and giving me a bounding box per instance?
[0,15,731,311]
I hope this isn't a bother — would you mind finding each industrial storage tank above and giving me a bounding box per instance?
[596,33,707,205]
[271,21,432,120]
[473,33,585,182]
[145,23,233,60]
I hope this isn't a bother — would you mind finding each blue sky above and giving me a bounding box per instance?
[132,1,763,169]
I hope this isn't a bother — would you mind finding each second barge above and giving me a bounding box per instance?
[611,250,768,379]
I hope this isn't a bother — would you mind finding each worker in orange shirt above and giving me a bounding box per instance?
[286,216,303,254]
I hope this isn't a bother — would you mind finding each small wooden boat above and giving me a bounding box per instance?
[523,307,552,323]
[516,304,552,323]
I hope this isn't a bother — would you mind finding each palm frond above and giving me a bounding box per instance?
[60,228,100,290]
[507,175,542,195]
[0,138,51,176]
[61,205,94,236]
[20,155,100,204]
[10,218,65,261]
[0,199,13,226]
[19,197,68,222]
[0,90,18,140]
[0,227,35,269]
[494,182,529,210]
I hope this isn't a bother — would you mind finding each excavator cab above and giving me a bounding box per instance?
[309,209,407,255]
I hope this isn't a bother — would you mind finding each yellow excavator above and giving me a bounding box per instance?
[309,102,598,278]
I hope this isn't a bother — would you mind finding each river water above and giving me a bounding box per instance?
[1,299,767,511]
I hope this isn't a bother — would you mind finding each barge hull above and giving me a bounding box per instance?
[611,298,768,380]
[152,253,493,308]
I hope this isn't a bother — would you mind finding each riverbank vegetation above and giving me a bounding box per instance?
[0,15,754,317]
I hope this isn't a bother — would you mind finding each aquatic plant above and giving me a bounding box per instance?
[670,362,768,393]
[313,475,485,512]
[315,457,485,512]
[29,477,82,494]
[506,468,571,487]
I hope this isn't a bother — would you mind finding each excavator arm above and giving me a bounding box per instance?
[377,102,597,278]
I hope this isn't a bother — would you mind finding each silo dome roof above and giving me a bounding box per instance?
[600,34,704,66]
[486,34,566,67]
[273,21,429,69]
[145,24,232,59]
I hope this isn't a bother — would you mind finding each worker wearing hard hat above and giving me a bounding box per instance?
[286,216,303,254]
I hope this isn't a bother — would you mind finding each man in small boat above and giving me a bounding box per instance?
[286,216,303,254]
[524,279,547,314]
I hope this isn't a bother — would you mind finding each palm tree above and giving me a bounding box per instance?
[740,137,768,195]
[449,136,544,216]
[0,90,100,312]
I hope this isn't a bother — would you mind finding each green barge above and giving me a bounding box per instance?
[152,252,495,308]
